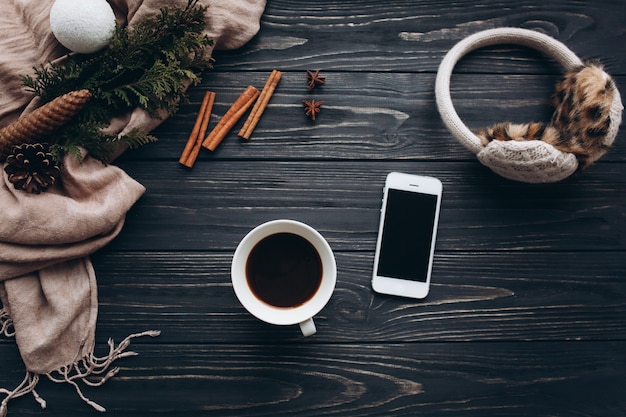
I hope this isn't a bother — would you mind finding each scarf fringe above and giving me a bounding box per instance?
[0,372,44,417]
[0,330,160,416]
[0,308,14,338]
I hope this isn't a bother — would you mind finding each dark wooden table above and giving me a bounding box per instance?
[2,1,625,415]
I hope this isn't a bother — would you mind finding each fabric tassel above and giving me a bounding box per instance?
[0,308,14,338]
[0,372,45,417]
[0,330,160,416]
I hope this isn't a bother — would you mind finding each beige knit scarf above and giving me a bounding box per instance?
[0,0,265,414]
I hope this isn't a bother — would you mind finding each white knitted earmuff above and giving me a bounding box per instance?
[435,27,623,183]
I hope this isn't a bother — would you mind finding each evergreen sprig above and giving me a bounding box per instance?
[22,0,214,162]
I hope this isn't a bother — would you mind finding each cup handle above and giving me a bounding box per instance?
[299,318,316,337]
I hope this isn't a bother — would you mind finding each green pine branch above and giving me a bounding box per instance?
[22,0,213,163]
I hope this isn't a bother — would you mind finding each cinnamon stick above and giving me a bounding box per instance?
[238,70,282,140]
[202,85,260,151]
[179,91,215,168]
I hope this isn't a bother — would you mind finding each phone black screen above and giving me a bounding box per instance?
[376,189,438,282]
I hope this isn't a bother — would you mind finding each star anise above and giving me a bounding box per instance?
[4,143,61,194]
[303,99,323,121]
[306,69,325,89]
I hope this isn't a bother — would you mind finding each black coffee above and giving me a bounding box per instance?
[246,232,323,308]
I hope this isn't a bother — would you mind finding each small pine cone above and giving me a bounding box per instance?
[0,89,92,161]
[4,143,61,194]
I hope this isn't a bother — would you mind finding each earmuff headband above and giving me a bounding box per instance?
[435,27,583,155]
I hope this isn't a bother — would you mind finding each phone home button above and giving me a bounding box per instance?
[393,282,405,294]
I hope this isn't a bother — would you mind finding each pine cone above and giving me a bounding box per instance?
[4,143,61,194]
[0,89,92,161]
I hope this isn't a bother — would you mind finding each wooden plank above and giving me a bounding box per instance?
[107,161,626,252]
[1,342,624,416]
[212,0,626,73]
[2,3,624,417]
[121,73,626,162]
[86,251,626,343]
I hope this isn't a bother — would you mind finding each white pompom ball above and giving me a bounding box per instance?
[50,0,116,54]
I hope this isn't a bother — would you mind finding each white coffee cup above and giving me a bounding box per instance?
[231,219,337,336]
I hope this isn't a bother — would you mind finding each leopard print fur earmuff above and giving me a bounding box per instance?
[435,28,623,183]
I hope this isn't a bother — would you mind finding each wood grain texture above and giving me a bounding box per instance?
[108,161,626,252]
[0,342,624,416]
[214,0,626,73]
[84,251,626,344]
[122,73,626,162]
[1,1,624,416]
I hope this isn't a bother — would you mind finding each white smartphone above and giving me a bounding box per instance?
[371,172,443,299]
